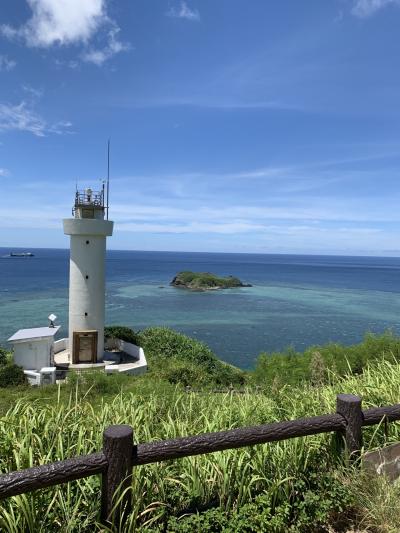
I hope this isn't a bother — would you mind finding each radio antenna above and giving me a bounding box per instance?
[106,139,110,220]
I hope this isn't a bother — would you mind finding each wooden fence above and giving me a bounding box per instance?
[1,394,400,526]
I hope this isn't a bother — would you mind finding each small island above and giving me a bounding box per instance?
[170,271,252,291]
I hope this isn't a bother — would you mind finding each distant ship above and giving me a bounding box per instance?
[10,252,34,257]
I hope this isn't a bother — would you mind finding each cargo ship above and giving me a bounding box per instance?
[10,252,35,257]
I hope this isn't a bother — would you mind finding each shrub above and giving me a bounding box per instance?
[165,471,353,532]
[159,359,207,387]
[0,347,10,366]
[0,364,27,387]
[253,331,400,387]
[138,327,246,387]
[138,327,218,367]
[104,325,139,345]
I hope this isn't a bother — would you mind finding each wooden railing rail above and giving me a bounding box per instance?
[0,394,400,525]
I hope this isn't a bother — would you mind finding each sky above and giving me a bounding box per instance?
[1,0,400,255]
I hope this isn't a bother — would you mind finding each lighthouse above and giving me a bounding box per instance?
[63,186,113,364]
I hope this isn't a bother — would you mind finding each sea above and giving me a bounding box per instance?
[1,248,400,369]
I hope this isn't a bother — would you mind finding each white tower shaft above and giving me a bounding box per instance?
[63,191,113,364]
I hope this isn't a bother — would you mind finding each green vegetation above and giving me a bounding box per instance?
[137,326,246,387]
[0,347,10,366]
[253,330,400,388]
[1,358,400,531]
[104,325,139,345]
[2,330,400,531]
[171,271,251,291]
[0,347,26,388]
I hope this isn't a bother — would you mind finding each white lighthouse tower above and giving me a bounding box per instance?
[63,186,113,364]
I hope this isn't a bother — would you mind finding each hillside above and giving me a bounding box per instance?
[1,330,400,531]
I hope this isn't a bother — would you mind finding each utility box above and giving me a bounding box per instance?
[40,367,57,385]
[23,370,41,386]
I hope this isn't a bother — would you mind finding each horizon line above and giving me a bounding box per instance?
[1,246,400,259]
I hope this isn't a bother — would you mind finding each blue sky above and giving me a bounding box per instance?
[1,0,400,255]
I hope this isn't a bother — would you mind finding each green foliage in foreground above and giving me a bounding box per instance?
[253,330,400,388]
[172,271,245,290]
[0,347,26,388]
[0,363,26,388]
[0,347,10,366]
[1,359,400,531]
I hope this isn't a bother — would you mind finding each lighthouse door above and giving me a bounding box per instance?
[73,331,98,364]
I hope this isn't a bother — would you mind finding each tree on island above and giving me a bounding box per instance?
[170,271,252,291]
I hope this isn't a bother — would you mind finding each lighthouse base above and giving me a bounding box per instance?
[54,336,148,376]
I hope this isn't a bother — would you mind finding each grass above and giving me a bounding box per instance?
[1,357,400,531]
[253,330,400,387]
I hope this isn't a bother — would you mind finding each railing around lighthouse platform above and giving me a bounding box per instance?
[72,188,105,219]
[74,189,104,207]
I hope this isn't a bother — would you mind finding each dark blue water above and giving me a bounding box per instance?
[1,248,400,368]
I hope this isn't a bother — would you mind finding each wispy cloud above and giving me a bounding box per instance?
[0,101,72,137]
[1,163,400,254]
[0,55,16,71]
[352,0,400,17]
[167,1,200,21]
[81,25,130,66]
[126,97,298,111]
[21,84,43,99]
[0,168,10,177]
[1,0,129,65]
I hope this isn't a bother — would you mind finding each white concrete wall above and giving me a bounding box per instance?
[118,339,141,358]
[54,338,68,354]
[13,338,52,370]
[104,339,148,375]
[105,338,142,358]
[63,218,113,360]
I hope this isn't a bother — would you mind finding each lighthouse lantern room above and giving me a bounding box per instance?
[63,186,113,364]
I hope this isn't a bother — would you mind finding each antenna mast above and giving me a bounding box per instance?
[106,139,110,220]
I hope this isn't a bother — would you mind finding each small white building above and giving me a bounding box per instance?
[8,326,60,370]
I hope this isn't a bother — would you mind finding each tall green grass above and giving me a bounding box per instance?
[253,330,400,387]
[1,359,400,531]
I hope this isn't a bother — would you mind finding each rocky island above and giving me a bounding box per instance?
[170,271,252,291]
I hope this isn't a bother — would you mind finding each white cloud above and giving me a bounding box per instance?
[167,2,200,21]
[81,25,130,66]
[48,120,74,135]
[0,101,73,137]
[22,84,43,99]
[1,0,129,65]
[0,55,16,71]
[352,0,400,17]
[0,168,10,177]
[1,0,105,46]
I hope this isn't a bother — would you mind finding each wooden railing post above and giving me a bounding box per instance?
[336,394,363,460]
[101,424,133,526]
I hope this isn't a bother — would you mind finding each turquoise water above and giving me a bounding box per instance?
[1,248,400,368]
